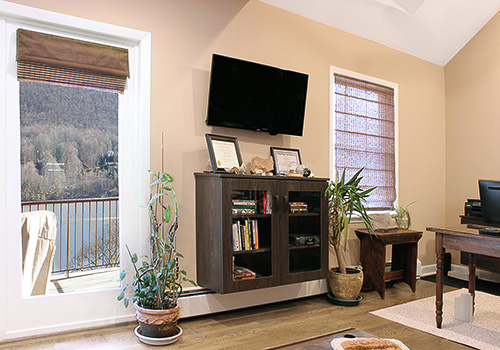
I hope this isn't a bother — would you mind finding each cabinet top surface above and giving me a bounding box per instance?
[194,172,329,182]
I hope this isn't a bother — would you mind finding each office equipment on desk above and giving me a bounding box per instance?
[479,179,500,224]
[464,198,481,218]
[460,179,500,273]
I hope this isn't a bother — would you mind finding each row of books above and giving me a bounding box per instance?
[232,264,256,280]
[231,191,273,214]
[232,219,259,251]
[289,201,308,213]
[232,199,257,214]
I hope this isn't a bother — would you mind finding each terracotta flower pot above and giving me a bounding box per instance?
[134,303,180,338]
[328,267,363,301]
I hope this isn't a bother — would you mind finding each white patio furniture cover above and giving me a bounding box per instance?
[21,210,57,296]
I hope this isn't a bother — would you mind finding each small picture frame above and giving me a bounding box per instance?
[205,133,243,173]
[270,147,302,175]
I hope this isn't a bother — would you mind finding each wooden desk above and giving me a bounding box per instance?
[459,215,500,273]
[426,225,500,328]
[355,229,423,299]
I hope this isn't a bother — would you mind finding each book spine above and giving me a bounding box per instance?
[245,219,250,250]
[238,221,245,250]
[253,219,259,250]
[232,223,238,251]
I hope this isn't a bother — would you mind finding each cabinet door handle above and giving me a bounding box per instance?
[284,195,288,213]
[274,195,279,213]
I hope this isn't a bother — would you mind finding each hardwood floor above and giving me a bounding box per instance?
[0,279,474,349]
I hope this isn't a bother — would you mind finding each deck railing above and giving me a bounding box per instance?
[21,197,119,276]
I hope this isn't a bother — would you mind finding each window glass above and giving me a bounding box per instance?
[20,81,120,295]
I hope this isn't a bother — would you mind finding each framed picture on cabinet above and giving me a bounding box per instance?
[270,147,302,175]
[205,133,242,173]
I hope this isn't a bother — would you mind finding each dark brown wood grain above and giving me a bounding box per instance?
[355,229,423,299]
[195,173,328,294]
[427,225,500,328]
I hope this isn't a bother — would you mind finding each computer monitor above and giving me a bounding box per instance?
[479,179,500,223]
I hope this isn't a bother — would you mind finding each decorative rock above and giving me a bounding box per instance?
[249,156,274,175]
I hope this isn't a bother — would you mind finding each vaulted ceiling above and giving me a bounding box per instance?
[257,0,500,66]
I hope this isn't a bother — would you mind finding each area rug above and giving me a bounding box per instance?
[370,289,500,350]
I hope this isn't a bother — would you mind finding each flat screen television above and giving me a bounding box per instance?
[479,179,500,223]
[206,54,308,136]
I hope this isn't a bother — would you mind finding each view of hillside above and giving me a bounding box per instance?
[20,81,119,201]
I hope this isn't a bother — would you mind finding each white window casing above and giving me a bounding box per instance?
[0,1,151,340]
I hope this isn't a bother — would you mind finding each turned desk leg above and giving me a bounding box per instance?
[468,253,476,315]
[435,233,444,329]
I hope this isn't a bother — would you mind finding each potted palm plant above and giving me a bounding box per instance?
[118,171,196,343]
[324,168,376,302]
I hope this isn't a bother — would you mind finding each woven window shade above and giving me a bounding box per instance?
[16,29,129,93]
[334,74,396,210]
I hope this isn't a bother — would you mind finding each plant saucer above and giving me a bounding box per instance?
[134,325,182,346]
[326,292,362,306]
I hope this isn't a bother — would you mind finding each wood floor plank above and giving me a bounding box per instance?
[0,279,474,349]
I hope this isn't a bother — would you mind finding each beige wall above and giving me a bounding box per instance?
[445,11,500,225]
[8,0,446,274]
[445,10,500,266]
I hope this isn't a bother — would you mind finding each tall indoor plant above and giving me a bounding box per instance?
[118,171,195,341]
[324,168,375,301]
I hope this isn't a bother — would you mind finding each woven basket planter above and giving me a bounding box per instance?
[328,267,363,300]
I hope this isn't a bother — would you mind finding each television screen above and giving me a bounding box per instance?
[479,179,500,223]
[206,54,308,136]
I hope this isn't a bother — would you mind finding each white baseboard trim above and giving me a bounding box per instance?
[3,314,137,341]
[179,279,328,318]
[3,280,327,340]
[448,264,500,284]
[419,263,500,284]
[420,264,436,277]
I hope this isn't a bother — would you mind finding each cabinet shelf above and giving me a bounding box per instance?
[289,244,321,250]
[288,212,320,217]
[195,172,328,294]
[233,248,271,255]
[232,213,272,219]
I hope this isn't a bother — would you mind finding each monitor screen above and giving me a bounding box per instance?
[479,179,500,223]
[206,54,308,136]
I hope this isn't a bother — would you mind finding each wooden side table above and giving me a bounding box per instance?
[355,228,423,299]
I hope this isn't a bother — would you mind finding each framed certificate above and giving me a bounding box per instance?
[270,147,302,175]
[206,134,242,173]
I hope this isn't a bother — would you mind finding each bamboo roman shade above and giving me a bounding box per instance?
[334,74,396,209]
[16,29,129,93]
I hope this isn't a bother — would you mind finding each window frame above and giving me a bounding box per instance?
[0,2,151,340]
[329,66,399,212]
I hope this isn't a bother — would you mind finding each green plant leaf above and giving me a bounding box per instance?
[162,173,174,183]
[164,205,172,223]
[117,292,125,301]
[119,270,127,281]
[131,253,138,264]
[124,297,129,308]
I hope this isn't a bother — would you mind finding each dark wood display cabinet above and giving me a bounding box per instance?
[195,172,328,294]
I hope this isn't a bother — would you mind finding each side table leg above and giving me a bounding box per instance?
[435,233,444,328]
[468,253,476,315]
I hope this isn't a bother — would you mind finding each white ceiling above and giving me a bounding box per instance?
[257,0,500,66]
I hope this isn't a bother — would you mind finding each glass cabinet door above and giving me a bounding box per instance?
[223,179,279,293]
[281,181,328,284]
